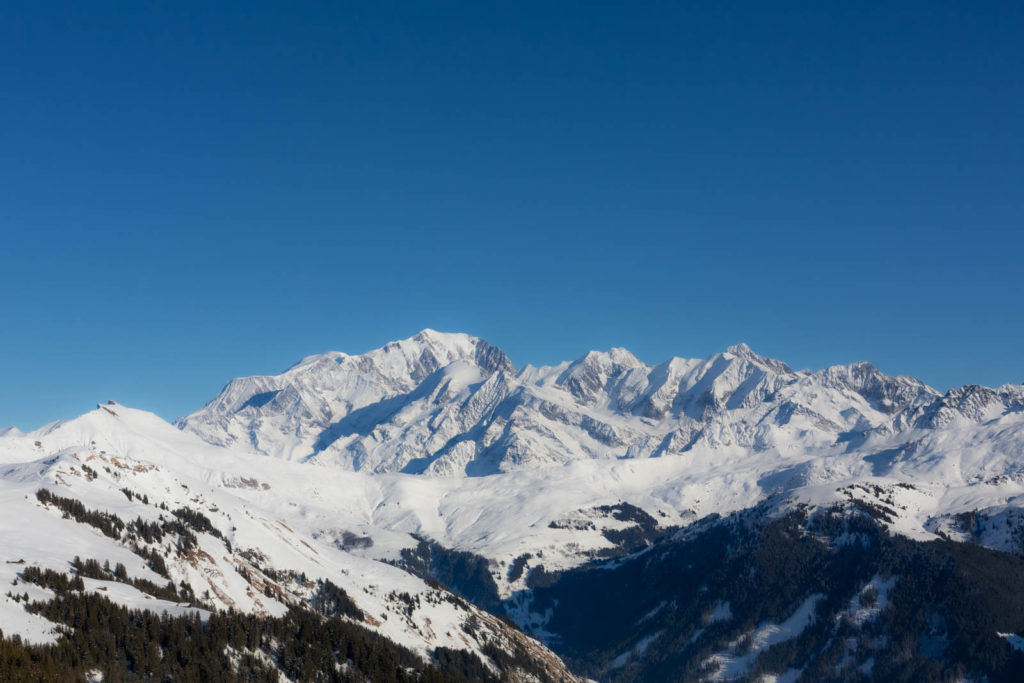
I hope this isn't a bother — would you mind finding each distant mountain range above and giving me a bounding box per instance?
[178,329,1024,475]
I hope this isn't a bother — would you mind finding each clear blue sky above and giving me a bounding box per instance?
[2,1,1022,429]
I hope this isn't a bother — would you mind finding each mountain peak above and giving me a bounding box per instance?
[176,330,515,460]
[721,343,795,376]
[726,342,754,356]
[387,330,514,375]
[577,347,643,369]
[408,328,471,348]
[412,327,456,342]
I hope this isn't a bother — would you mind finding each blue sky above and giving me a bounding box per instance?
[2,1,1022,429]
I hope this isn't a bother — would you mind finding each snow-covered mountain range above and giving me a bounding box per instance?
[170,330,1024,569]
[4,330,1024,680]
[179,329,1024,479]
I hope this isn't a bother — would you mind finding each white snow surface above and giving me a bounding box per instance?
[999,632,1024,653]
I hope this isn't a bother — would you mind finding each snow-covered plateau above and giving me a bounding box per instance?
[3,330,1024,680]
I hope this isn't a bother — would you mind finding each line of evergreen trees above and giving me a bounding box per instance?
[36,488,233,573]
[312,579,364,621]
[36,488,125,539]
[4,569,509,682]
[70,556,191,604]
[170,506,224,541]
[19,565,85,593]
[120,487,149,504]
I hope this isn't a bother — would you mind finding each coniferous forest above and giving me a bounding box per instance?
[1,576,502,682]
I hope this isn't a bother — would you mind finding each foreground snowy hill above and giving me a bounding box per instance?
[4,332,1024,680]
[0,404,579,681]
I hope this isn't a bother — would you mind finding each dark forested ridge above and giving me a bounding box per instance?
[521,505,1024,682]
[398,537,505,615]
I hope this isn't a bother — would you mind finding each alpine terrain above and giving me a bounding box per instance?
[3,330,1024,681]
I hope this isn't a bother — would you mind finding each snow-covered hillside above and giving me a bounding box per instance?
[0,404,579,680]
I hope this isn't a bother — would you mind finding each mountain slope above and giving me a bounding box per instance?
[0,404,580,681]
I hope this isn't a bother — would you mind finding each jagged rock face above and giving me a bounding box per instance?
[177,330,1021,476]
[473,339,516,375]
[910,384,1024,429]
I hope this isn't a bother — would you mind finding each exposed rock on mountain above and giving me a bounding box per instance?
[180,330,1016,478]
